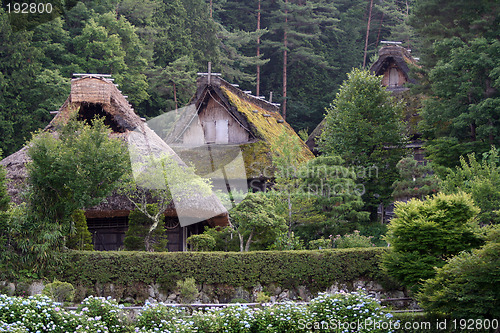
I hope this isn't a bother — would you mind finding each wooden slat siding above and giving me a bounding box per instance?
[197,96,249,144]
[182,119,205,145]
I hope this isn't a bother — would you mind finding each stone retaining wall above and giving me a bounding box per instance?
[0,279,418,309]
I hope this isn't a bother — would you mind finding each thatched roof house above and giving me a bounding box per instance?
[306,44,419,154]
[163,75,314,191]
[0,74,228,251]
[369,43,418,92]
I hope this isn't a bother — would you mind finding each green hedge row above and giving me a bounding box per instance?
[51,248,388,292]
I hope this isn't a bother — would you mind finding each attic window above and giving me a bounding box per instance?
[78,102,126,133]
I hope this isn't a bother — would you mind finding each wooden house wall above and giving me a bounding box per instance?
[182,97,249,145]
[182,119,205,145]
[381,63,407,88]
[199,98,249,144]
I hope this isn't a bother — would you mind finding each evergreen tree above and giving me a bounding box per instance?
[66,209,93,251]
[23,117,128,268]
[0,152,9,212]
[409,0,500,168]
[229,192,286,252]
[298,155,369,239]
[320,68,406,218]
[392,157,440,202]
[382,192,483,292]
[0,9,66,156]
[149,56,197,112]
[217,24,269,85]
[441,147,500,225]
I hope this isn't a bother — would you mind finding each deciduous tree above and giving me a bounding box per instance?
[23,117,128,267]
[229,192,286,252]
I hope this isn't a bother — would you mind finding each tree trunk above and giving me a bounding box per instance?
[471,123,476,141]
[282,0,288,120]
[245,230,254,252]
[287,192,292,237]
[238,232,244,252]
[375,12,384,48]
[173,81,178,113]
[256,0,261,97]
[363,0,374,69]
[145,232,152,252]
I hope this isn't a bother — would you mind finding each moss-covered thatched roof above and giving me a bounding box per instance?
[169,76,313,179]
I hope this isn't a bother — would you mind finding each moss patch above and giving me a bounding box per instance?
[221,87,314,173]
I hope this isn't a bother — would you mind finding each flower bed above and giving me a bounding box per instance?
[0,290,395,332]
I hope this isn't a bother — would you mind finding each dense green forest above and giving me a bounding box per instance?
[1,0,499,167]
[0,0,413,156]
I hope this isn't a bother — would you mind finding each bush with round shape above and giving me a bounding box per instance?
[186,233,216,251]
[308,290,395,332]
[78,295,129,332]
[418,226,500,319]
[42,279,75,303]
[176,277,198,303]
[382,192,483,292]
[135,302,186,332]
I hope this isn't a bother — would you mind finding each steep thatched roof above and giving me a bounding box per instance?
[305,118,325,155]
[370,45,418,91]
[0,75,228,226]
[166,76,314,179]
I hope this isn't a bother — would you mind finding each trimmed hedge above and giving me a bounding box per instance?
[52,248,388,292]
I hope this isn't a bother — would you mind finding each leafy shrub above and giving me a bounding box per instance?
[176,277,198,303]
[66,210,93,251]
[54,248,387,293]
[382,192,484,292]
[441,147,500,225]
[308,236,334,249]
[42,279,75,303]
[309,231,375,249]
[78,295,129,332]
[135,302,185,331]
[269,231,305,250]
[210,305,259,332]
[201,225,239,252]
[418,226,500,319]
[357,222,388,247]
[308,290,395,332]
[255,291,270,303]
[253,302,310,333]
[0,294,62,332]
[0,292,398,332]
[334,230,375,248]
[186,233,216,251]
[124,204,168,252]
